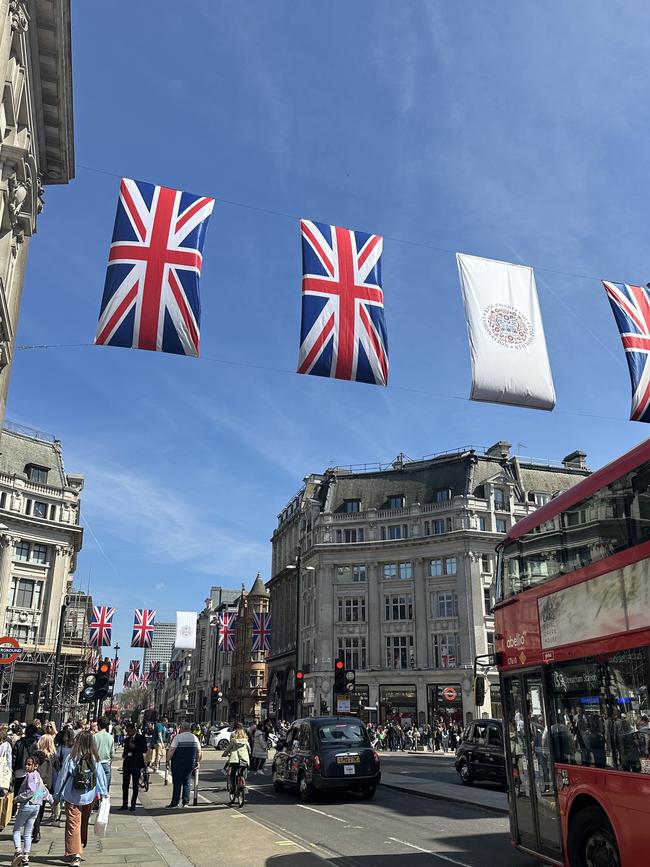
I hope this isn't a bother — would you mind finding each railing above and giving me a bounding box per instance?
[3,420,56,443]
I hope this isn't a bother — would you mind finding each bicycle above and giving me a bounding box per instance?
[227,763,247,808]
[139,765,150,792]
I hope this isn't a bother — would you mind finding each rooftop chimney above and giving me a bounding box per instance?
[563,450,587,470]
[486,441,512,459]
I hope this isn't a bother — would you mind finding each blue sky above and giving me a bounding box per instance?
[7,1,650,662]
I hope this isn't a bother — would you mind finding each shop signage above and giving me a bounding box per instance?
[0,636,22,665]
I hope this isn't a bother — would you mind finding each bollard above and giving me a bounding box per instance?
[193,766,199,806]
[164,762,168,786]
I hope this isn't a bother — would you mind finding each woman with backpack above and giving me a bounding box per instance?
[54,731,108,867]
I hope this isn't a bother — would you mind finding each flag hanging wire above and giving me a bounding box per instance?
[75,162,623,287]
[13,340,635,424]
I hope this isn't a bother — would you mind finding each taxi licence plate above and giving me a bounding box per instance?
[336,755,360,764]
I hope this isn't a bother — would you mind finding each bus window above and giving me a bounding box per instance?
[548,650,650,773]
[499,460,650,599]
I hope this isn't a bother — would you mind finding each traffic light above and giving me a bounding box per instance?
[212,685,223,703]
[345,668,356,693]
[334,658,345,692]
[295,670,305,701]
[95,659,111,700]
[473,674,486,706]
[79,658,111,704]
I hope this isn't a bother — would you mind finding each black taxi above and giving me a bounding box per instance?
[454,718,506,788]
[272,716,381,801]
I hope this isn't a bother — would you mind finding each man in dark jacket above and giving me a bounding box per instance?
[120,722,147,811]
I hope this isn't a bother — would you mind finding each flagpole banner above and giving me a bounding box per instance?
[95,178,214,357]
[175,611,197,649]
[456,253,556,411]
[298,219,388,385]
[602,281,650,422]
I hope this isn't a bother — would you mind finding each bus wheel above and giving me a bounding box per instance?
[568,806,620,867]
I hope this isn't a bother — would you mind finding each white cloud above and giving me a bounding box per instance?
[80,461,268,577]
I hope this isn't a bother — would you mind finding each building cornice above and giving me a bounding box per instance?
[28,0,74,184]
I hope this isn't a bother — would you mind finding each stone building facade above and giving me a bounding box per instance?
[268,442,590,727]
[0,422,83,721]
[188,586,239,723]
[0,0,74,428]
[229,575,269,722]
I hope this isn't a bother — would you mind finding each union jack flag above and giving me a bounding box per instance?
[110,657,119,678]
[298,219,388,385]
[140,672,149,689]
[149,660,160,678]
[95,178,214,357]
[169,660,180,680]
[127,659,140,686]
[131,608,156,648]
[88,650,100,672]
[217,612,236,651]
[251,611,271,653]
[603,281,650,422]
[88,605,114,647]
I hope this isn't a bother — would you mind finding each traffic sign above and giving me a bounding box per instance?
[0,636,22,665]
[442,686,457,702]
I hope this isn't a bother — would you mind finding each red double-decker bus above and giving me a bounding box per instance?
[493,438,650,867]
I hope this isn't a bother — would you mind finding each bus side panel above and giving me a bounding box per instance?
[559,765,650,865]
[496,596,542,669]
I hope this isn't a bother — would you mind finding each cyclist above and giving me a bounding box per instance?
[225,723,251,798]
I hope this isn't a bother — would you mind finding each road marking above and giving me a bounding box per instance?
[387,837,473,867]
[296,804,349,823]
[276,840,301,846]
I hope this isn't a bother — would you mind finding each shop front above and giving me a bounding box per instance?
[379,684,417,727]
[428,683,463,728]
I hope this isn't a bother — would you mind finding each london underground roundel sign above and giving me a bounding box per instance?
[0,636,22,665]
[442,686,457,702]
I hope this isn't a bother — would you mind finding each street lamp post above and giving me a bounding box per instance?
[287,551,315,720]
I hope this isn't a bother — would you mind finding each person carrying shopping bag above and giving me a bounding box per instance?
[54,731,108,867]
[12,753,53,867]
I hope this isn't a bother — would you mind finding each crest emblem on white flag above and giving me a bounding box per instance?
[175,611,197,649]
[456,253,556,410]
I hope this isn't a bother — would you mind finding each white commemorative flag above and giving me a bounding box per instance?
[456,253,556,410]
[175,611,197,649]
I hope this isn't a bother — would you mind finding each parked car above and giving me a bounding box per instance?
[455,719,506,788]
[273,716,381,801]
[209,723,235,750]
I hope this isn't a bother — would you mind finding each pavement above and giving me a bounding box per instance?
[376,751,508,814]
[0,751,519,867]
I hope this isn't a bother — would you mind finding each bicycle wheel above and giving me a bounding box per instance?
[237,774,245,808]
[227,771,236,804]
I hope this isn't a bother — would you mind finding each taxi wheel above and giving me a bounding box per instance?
[272,768,284,793]
[217,740,229,750]
[458,761,473,786]
[361,786,376,800]
[298,772,314,802]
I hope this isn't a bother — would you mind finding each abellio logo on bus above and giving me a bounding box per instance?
[505,631,526,649]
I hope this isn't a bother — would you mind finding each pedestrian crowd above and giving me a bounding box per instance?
[365,718,463,752]
[0,716,110,867]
